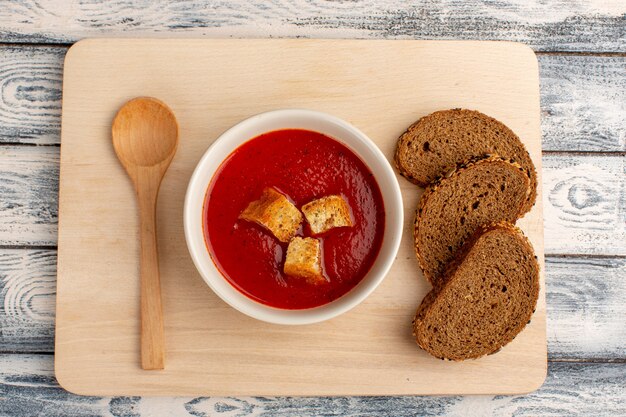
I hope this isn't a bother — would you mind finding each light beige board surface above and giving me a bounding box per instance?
[56,39,546,396]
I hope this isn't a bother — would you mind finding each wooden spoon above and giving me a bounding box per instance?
[112,97,178,370]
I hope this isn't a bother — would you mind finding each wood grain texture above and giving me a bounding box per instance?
[54,39,546,396]
[112,96,180,370]
[546,257,626,360]
[0,354,624,416]
[0,249,56,353]
[543,154,625,256]
[0,1,621,412]
[540,55,626,152]
[0,146,58,246]
[0,0,624,52]
[2,47,624,151]
[3,252,624,359]
[0,46,63,145]
[0,45,622,256]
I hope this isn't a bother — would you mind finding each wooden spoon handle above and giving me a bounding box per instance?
[137,170,166,370]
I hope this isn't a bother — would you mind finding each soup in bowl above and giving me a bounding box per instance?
[184,109,403,324]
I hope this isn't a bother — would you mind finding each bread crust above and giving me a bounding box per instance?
[413,154,531,285]
[412,222,540,361]
[394,108,537,215]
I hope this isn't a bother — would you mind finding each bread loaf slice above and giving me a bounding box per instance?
[414,155,530,286]
[394,109,537,215]
[413,222,540,361]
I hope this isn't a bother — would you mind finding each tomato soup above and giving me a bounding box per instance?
[204,129,385,309]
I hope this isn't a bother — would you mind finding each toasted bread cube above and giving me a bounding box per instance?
[239,188,302,242]
[284,237,325,284]
[301,195,353,235]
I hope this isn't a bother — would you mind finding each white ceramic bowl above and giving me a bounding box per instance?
[184,109,403,325]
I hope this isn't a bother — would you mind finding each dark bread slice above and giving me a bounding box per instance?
[394,109,537,215]
[413,222,540,361]
[414,155,530,286]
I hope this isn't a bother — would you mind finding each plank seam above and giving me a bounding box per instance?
[0,42,71,48]
[0,41,624,57]
[0,352,623,363]
[548,358,626,364]
[545,253,626,260]
[535,51,626,57]
[1,249,625,259]
[3,145,624,155]
[0,143,61,148]
[0,245,58,250]
[1,144,624,155]
[543,150,626,156]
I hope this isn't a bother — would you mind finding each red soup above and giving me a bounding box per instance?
[204,129,385,309]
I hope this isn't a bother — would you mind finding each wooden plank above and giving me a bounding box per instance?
[0,46,64,145]
[1,47,624,151]
[540,55,626,152]
[543,154,625,256]
[0,146,58,246]
[546,257,626,360]
[0,354,624,416]
[0,1,624,51]
[0,249,56,353]
[2,251,623,360]
[0,355,108,416]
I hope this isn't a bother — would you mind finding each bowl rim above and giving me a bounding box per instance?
[183,108,403,325]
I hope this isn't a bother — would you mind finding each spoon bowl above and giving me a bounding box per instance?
[113,98,178,170]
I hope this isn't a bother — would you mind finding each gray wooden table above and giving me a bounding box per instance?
[0,1,624,416]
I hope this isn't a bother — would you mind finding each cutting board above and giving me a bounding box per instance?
[56,39,546,396]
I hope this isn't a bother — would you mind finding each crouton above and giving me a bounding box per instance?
[239,188,303,242]
[301,195,353,235]
[284,237,326,284]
